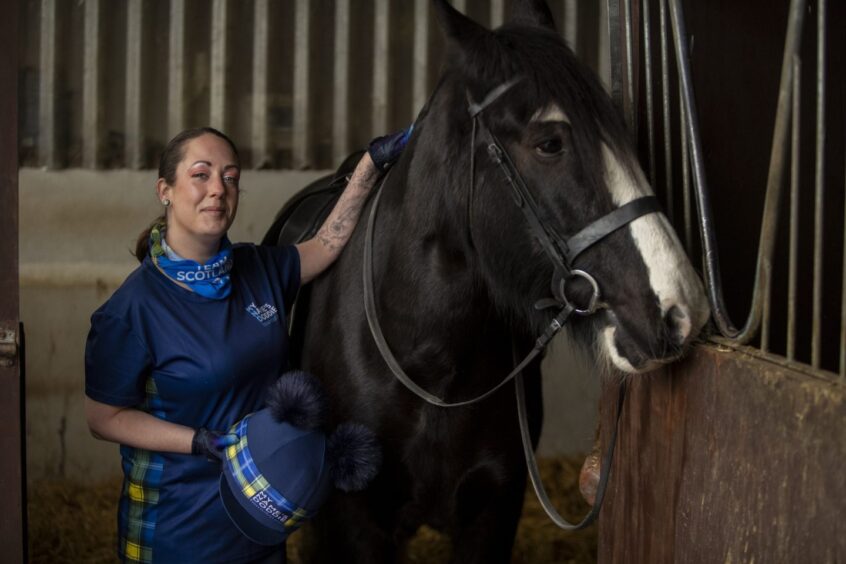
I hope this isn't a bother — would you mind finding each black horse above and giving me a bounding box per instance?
[267,1,709,561]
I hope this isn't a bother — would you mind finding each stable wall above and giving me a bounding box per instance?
[20,169,599,482]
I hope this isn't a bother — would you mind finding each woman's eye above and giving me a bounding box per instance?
[224,176,239,185]
[535,138,564,156]
[192,173,208,180]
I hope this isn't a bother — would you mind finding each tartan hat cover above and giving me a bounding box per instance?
[219,371,381,546]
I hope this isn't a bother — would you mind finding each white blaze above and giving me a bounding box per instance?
[531,106,571,124]
[529,104,708,372]
[598,143,709,372]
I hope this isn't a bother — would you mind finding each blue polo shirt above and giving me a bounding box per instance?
[85,243,299,563]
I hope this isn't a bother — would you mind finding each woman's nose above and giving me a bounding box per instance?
[208,174,226,196]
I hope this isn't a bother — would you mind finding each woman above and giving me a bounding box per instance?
[84,127,407,563]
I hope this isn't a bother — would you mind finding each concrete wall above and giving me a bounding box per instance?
[20,169,599,482]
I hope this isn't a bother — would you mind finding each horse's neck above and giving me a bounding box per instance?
[370,144,494,355]
[366,195,513,392]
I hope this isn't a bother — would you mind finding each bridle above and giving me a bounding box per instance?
[469,77,662,315]
[362,77,661,529]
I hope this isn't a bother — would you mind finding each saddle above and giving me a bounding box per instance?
[261,150,366,247]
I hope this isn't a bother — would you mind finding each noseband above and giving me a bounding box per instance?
[362,77,661,529]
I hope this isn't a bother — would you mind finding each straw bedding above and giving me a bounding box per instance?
[29,455,595,563]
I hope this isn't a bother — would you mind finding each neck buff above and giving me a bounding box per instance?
[149,223,234,300]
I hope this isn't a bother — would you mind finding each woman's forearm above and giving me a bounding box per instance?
[85,396,195,454]
[296,153,379,283]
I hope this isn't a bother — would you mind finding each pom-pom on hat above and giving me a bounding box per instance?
[219,370,381,546]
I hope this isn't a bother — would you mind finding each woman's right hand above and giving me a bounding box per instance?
[85,396,196,454]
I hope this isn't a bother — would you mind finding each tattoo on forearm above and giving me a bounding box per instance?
[314,155,378,254]
[316,190,367,252]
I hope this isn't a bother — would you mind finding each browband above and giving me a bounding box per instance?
[468,76,524,118]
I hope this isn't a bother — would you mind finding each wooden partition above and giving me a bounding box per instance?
[599,1,845,558]
[598,345,845,562]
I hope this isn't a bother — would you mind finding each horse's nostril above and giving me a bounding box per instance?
[663,305,692,347]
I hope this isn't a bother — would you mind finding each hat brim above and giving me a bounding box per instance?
[219,472,287,546]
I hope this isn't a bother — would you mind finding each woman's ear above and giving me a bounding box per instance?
[156,178,171,203]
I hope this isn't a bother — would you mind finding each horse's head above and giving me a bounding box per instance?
[423,0,709,373]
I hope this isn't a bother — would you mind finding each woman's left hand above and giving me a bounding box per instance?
[192,427,239,461]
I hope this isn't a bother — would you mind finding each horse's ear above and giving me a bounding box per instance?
[432,0,489,47]
[509,0,557,32]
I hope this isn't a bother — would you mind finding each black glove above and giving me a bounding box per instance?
[192,427,238,461]
[367,125,413,171]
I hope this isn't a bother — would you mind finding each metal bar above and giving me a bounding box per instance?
[413,0,430,119]
[787,56,801,361]
[563,0,578,51]
[811,0,826,368]
[761,164,772,353]
[125,0,144,169]
[643,0,656,184]
[668,0,806,343]
[333,0,351,164]
[168,0,186,136]
[659,0,673,223]
[761,265,772,352]
[82,0,101,168]
[491,0,506,29]
[372,0,391,136]
[680,83,692,252]
[597,0,611,86]
[210,0,229,132]
[292,0,311,168]
[38,0,57,169]
[251,0,270,168]
[623,0,635,133]
[607,0,624,112]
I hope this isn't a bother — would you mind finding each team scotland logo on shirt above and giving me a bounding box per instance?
[246,302,279,326]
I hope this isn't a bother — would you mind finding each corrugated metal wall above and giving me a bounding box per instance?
[18,0,605,171]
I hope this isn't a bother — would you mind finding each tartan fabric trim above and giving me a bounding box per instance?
[144,378,166,418]
[118,377,164,563]
[225,416,310,530]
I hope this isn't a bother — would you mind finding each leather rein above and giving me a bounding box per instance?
[363,77,660,530]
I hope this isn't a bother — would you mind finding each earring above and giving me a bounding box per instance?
[162,198,171,207]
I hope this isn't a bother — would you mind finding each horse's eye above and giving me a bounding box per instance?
[535,137,564,156]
